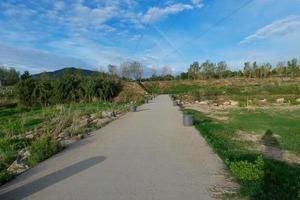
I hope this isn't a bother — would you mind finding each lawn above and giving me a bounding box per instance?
[184,108,300,199]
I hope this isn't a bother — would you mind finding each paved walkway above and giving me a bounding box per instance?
[0,95,225,200]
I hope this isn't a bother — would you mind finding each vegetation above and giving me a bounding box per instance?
[18,70,121,107]
[185,109,300,199]
[0,64,149,185]
[28,135,61,166]
[144,78,300,106]
[0,67,19,86]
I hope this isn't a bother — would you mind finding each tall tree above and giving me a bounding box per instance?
[188,61,200,80]
[216,61,227,79]
[130,61,143,81]
[201,60,215,79]
[120,61,131,80]
[243,62,251,78]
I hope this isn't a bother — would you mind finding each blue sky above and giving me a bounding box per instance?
[0,0,300,74]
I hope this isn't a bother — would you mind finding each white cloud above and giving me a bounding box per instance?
[240,15,300,44]
[142,3,200,24]
[191,0,204,8]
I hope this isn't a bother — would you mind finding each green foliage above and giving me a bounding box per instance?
[17,71,121,107]
[28,135,61,166]
[185,109,300,199]
[0,170,15,184]
[229,156,264,181]
[0,137,28,171]
[0,67,19,86]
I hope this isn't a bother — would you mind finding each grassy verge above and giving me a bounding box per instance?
[184,109,300,199]
[0,101,129,185]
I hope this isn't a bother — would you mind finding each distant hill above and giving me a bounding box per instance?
[33,67,99,78]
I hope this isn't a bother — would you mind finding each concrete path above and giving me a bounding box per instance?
[0,95,225,200]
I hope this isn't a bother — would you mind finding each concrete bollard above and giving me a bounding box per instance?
[130,105,137,112]
[183,114,194,126]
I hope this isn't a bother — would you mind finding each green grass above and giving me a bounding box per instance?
[144,79,300,106]
[0,102,128,136]
[229,109,300,154]
[0,101,129,184]
[185,109,300,199]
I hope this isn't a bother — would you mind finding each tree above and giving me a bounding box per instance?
[201,60,215,79]
[287,58,298,78]
[243,62,251,78]
[216,61,227,79]
[188,61,200,80]
[252,61,259,78]
[120,61,131,80]
[130,61,143,81]
[276,62,285,78]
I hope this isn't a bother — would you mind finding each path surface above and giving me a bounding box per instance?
[0,95,225,200]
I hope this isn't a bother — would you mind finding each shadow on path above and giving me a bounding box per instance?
[0,156,106,200]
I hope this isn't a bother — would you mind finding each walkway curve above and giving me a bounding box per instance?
[0,95,225,200]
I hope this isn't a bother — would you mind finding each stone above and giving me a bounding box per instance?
[102,111,112,118]
[60,139,76,147]
[7,159,29,174]
[223,101,231,106]
[230,100,239,106]
[58,130,71,138]
[199,101,209,105]
[276,98,285,103]
[25,134,34,139]
[260,99,267,103]
[18,149,30,160]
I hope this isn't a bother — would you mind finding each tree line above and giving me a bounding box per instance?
[183,58,300,80]
[18,70,121,107]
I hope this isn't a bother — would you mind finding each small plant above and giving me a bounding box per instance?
[229,156,264,181]
[28,135,61,166]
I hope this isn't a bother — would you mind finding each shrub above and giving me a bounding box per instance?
[0,170,15,184]
[28,135,61,166]
[229,155,264,181]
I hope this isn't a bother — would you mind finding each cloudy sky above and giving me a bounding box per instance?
[0,0,300,74]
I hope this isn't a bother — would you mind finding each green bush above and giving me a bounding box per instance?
[0,170,15,184]
[28,135,61,166]
[229,156,264,181]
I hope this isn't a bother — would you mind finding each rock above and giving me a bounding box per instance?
[78,118,89,127]
[230,100,239,106]
[199,101,209,105]
[90,113,97,120]
[102,111,112,118]
[58,130,71,138]
[296,98,300,103]
[18,149,30,160]
[213,103,219,107]
[60,139,76,147]
[223,101,231,106]
[25,134,34,139]
[195,100,199,104]
[260,99,267,103]
[7,159,29,174]
[276,98,285,103]
[92,118,111,126]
